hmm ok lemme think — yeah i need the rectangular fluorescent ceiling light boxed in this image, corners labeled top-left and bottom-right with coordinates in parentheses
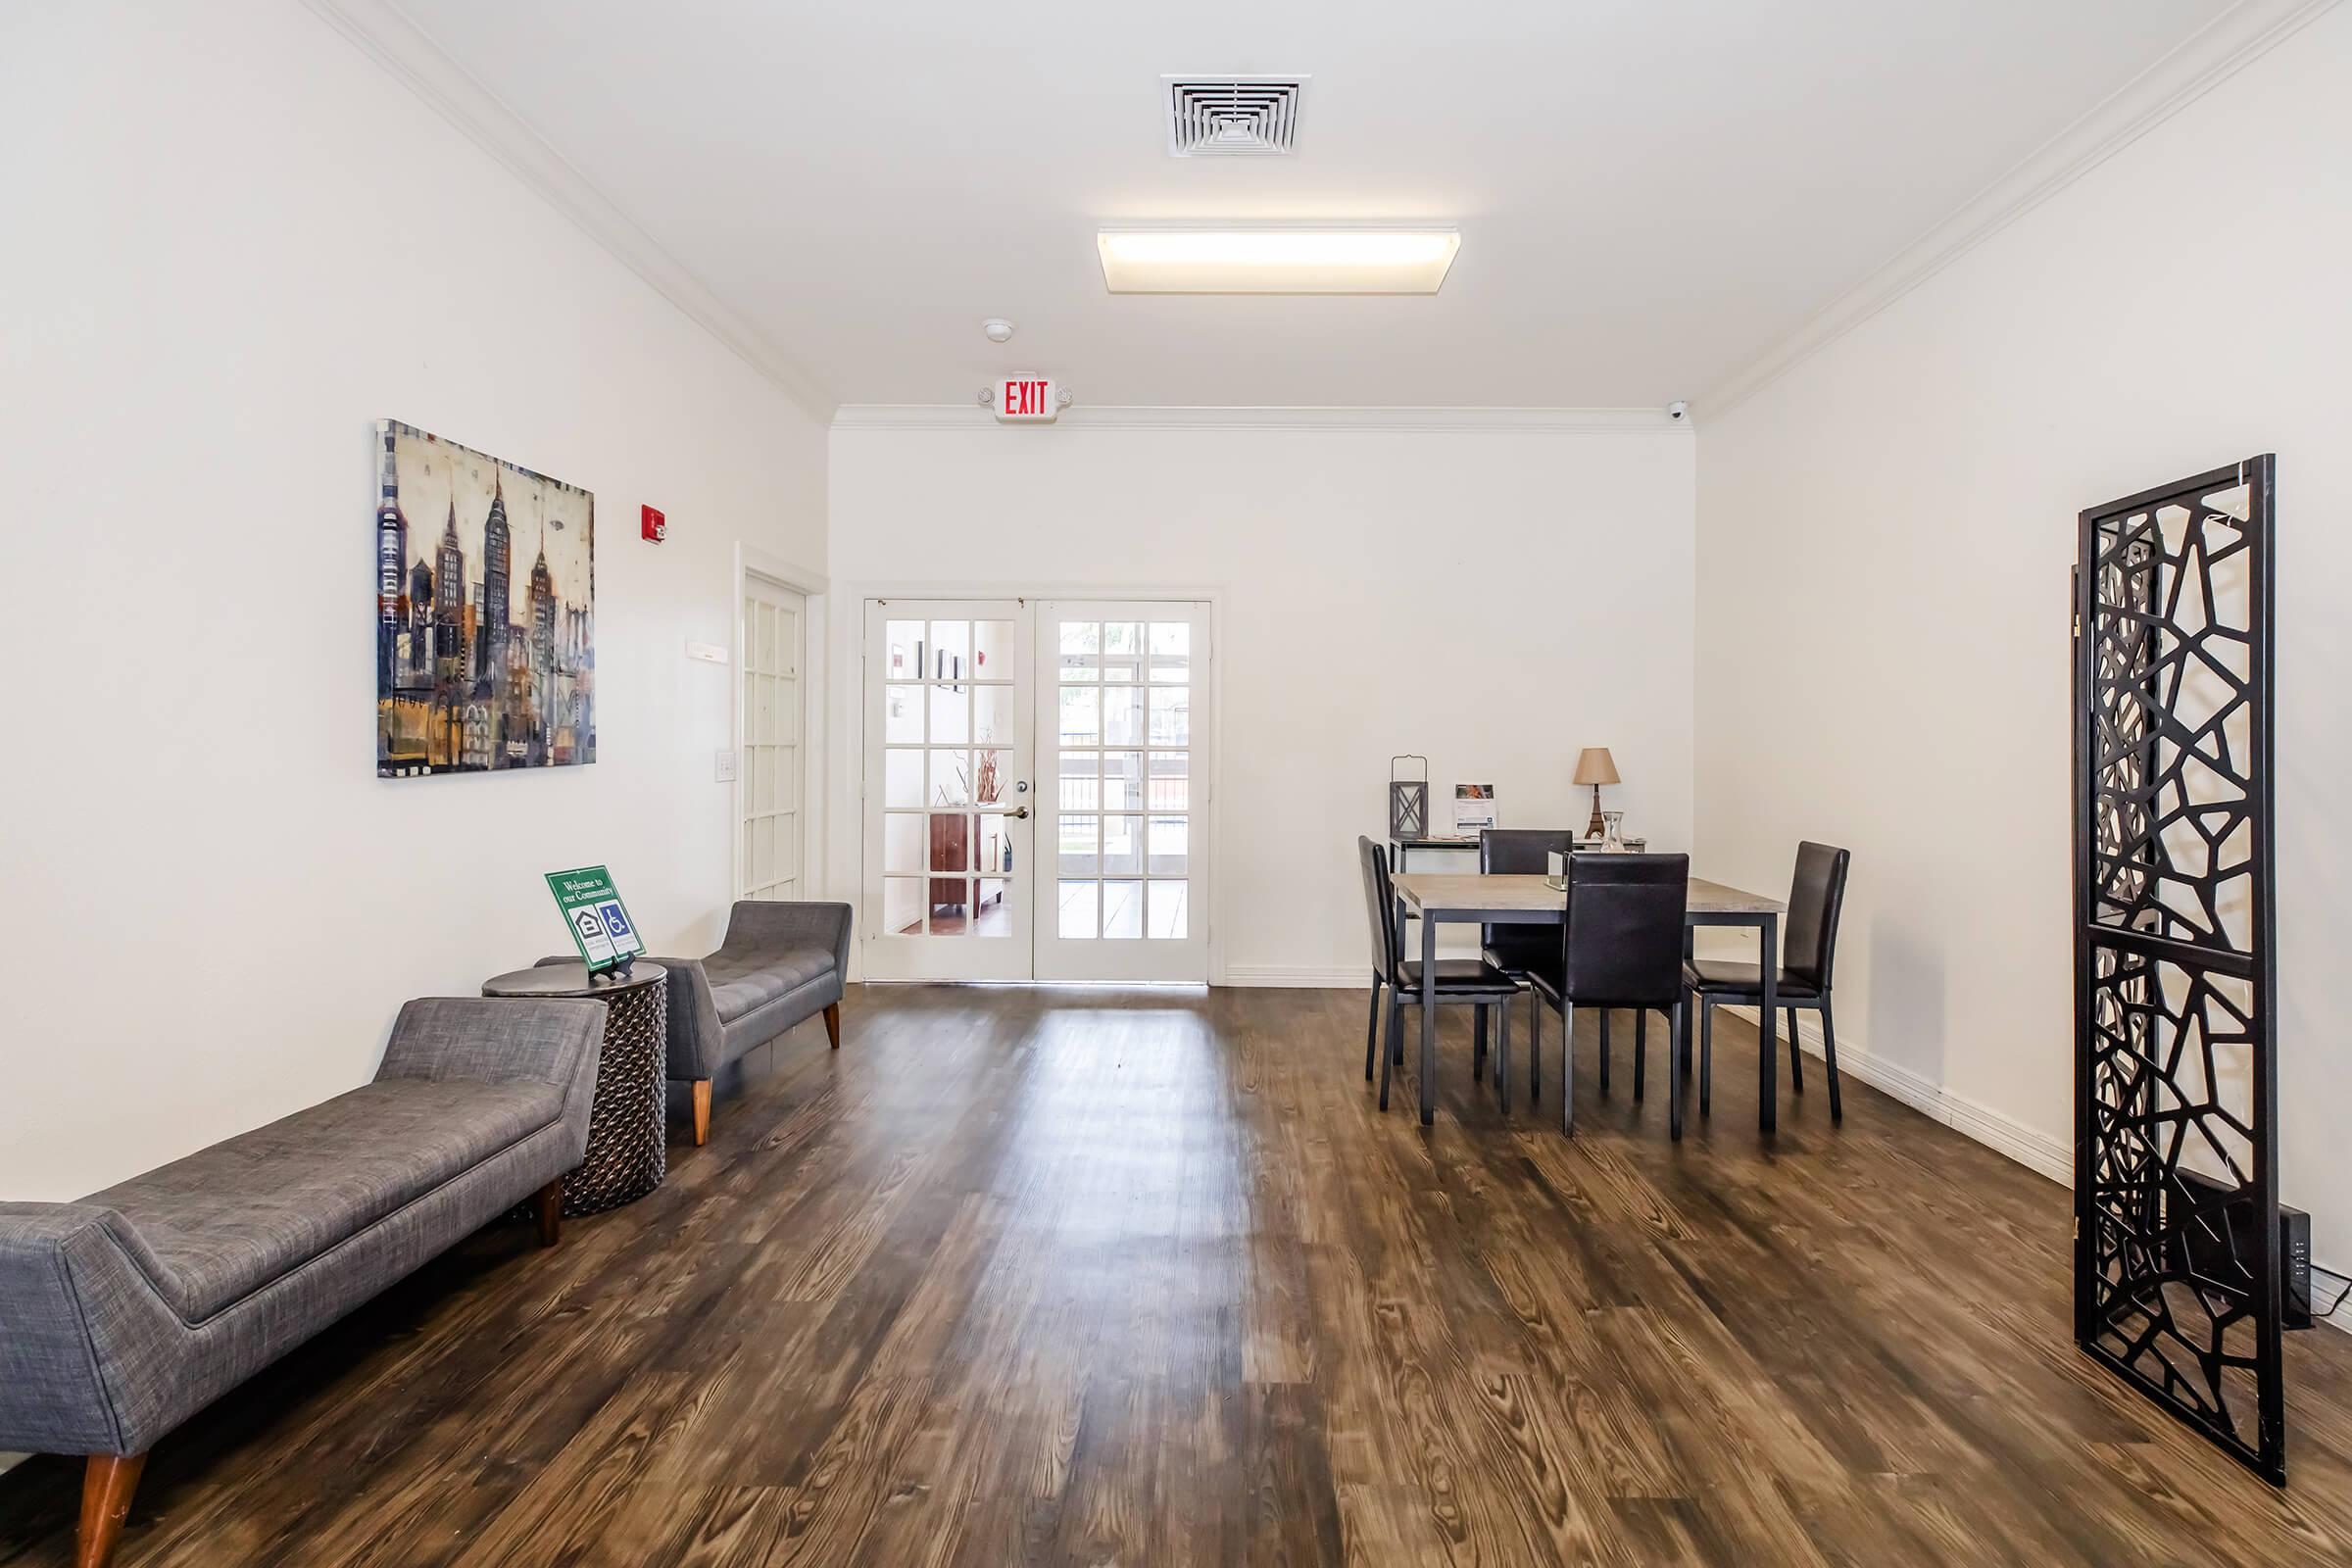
top-left (1096, 227), bottom-right (1460, 294)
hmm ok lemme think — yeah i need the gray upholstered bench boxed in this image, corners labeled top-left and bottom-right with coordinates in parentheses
top-left (0, 996), bottom-right (604, 1568)
top-left (641, 899), bottom-right (852, 1145)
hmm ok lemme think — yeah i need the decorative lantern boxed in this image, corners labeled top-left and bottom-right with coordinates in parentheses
top-left (1389, 755), bottom-right (1429, 840)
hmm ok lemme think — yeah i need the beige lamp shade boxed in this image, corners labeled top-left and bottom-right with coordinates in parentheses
top-left (1572, 748), bottom-right (1620, 786)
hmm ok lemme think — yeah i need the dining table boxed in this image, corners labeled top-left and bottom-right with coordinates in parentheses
top-left (1389, 871), bottom-right (1788, 1131)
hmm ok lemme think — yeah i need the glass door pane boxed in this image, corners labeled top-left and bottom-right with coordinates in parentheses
top-left (861, 602), bottom-right (1032, 980)
top-left (1032, 601), bottom-right (1210, 982)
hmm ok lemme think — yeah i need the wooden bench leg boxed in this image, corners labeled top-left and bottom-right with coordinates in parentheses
top-left (78, 1451), bottom-right (145, 1568)
top-left (823, 1001), bottom-right (841, 1051)
top-left (531, 1179), bottom-right (564, 1248)
top-left (692, 1079), bottom-right (711, 1146)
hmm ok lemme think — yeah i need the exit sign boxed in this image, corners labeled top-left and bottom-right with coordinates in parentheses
top-left (993, 376), bottom-right (1061, 422)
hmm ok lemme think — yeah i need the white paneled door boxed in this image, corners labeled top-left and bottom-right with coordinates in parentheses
top-left (860, 601), bottom-right (1035, 980)
top-left (1032, 601), bottom-right (1211, 982)
top-left (740, 575), bottom-right (805, 902)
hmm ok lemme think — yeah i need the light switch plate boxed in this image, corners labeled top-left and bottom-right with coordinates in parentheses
top-left (686, 640), bottom-right (729, 664)
top-left (713, 749), bottom-right (737, 783)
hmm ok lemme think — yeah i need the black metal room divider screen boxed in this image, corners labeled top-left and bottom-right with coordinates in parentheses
top-left (2072, 454), bottom-right (2281, 1483)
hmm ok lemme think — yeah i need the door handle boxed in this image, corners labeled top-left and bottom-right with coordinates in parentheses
top-left (1006, 807), bottom-right (1031, 819)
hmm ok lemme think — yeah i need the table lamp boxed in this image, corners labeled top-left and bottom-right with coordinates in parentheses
top-left (1573, 748), bottom-right (1619, 839)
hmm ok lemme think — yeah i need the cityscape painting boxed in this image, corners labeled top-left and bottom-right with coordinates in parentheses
top-left (374, 420), bottom-right (596, 776)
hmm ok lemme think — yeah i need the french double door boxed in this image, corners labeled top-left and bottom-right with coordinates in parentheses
top-left (860, 598), bottom-right (1211, 983)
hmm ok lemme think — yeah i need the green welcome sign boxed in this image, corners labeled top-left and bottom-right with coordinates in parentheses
top-left (545, 864), bottom-right (646, 973)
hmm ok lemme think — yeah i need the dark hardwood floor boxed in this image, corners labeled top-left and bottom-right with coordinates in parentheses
top-left (6, 984), bottom-right (2352, 1566)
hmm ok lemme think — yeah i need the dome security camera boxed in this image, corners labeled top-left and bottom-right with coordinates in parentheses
top-left (1667, 401), bottom-right (1690, 421)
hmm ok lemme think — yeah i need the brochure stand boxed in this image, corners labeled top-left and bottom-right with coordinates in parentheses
top-left (545, 864), bottom-right (647, 981)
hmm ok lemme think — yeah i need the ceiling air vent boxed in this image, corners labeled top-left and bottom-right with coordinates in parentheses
top-left (1163, 75), bottom-right (1308, 157)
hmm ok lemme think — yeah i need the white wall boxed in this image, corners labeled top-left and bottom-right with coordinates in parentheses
top-left (1694, 8), bottom-right (2351, 1268)
top-left (0, 0), bottom-right (826, 1200)
top-left (827, 419), bottom-right (1696, 982)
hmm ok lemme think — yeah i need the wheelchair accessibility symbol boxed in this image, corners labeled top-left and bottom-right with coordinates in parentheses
top-left (595, 900), bottom-right (642, 956)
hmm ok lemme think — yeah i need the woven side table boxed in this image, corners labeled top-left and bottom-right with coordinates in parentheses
top-left (481, 959), bottom-right (668, 1217)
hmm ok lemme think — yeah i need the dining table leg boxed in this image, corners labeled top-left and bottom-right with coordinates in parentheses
top-left (1682, 922), bottom-right (1698, 1080)
top-left (1393, 897), bottom-right (1411, 1064)
top-left (1528, 988), bottom-right (1541, 1102)
top-left (1560, 1002), bottom-right (1576, 1135)
top-left (1757, 911), bottom-right (1780, 1134)
top-left (1419, 908), bottom-right (1440, 1126)
top-left (1495, 995), bottom-right (1511, 1114)
top-left (1668, 998), bottom-right (1686, 1139)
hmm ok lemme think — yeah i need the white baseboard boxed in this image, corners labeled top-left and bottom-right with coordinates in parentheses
top-left (1716, 1004), bottom-right (2071, 1186)
top-left (1220, 964), bottom-right (1370, 989)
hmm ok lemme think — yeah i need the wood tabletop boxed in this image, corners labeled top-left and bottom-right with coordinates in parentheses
top-left (1391, 871), bottom-right (1783, 916)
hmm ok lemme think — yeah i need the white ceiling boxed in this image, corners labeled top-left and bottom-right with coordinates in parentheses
top-left (386, 0), bottom-right (2232, 412)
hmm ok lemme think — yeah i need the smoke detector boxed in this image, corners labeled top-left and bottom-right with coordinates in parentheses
top-left (1163, 75), bottom-right (1308, 157)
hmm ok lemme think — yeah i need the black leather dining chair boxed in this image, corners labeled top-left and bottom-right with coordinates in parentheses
top-left (1525, 853), bottom-right (1693, 1138)
top-left (1476, 828), bottom-right (1576, 1098)
top-left (1686, 841), bottom-right (1851, 1122)
top-left (1482, 830), bottom-right (1663, 1107)
top-left (1357, 836), bottom-right (1520, 1113)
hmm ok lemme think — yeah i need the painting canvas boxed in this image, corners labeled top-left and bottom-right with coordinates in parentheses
top-left (374, 419), bottom-right (595, 776)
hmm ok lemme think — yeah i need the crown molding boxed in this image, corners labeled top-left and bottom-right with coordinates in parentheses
top-left (1697, 0), bottom-right (2339, 418)
top-left (302, 0), bottom-right (835, 422)
top-left (830, 405), bottom-right (1688, 433)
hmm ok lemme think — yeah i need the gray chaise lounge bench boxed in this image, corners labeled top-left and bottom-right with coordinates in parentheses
top-left (641, 899), bottom-right (852, 1145)
top-left (0, 996), bottom-right (604, 1568)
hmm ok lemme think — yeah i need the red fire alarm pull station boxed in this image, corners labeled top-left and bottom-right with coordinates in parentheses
top-left (641, 504), bottom-right (666, 543)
